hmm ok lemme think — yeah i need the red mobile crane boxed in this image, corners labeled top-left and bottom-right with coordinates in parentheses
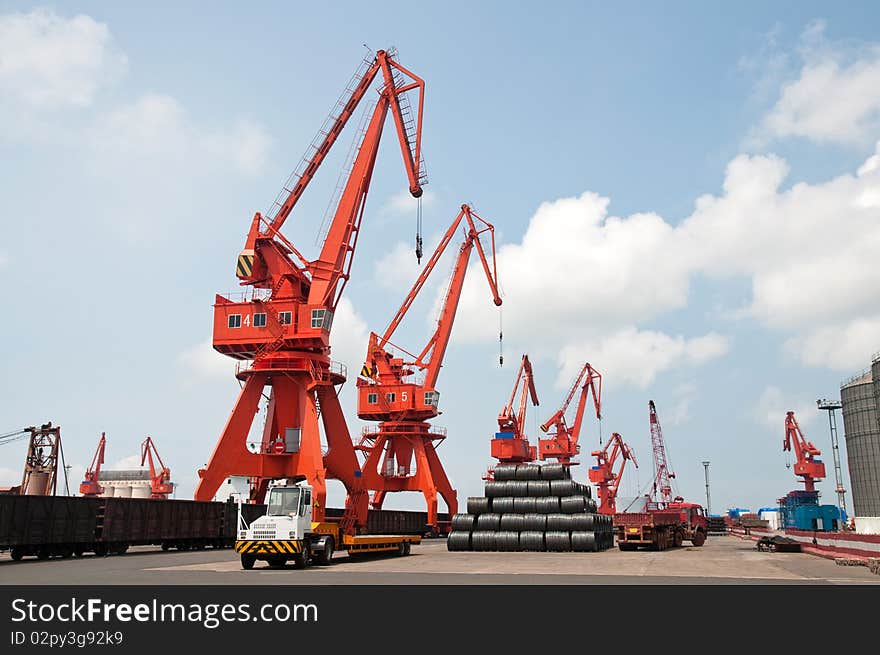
top-left (355, 205), bottom-right (502, 530)
top-left (140, 436), bottom-right (173, 499)
top-left (589, 432), bottom-right (637, 515)
top-left (194, 50), bottom-right (427, 535)
top-left (784, 410), bottom-right (825, 491)
top-left (80, 432), bottom-right (106, 497)
top-left (538, 363), bottom-right (602, 465)
top-left (490, 354), bottom-right (539, 467)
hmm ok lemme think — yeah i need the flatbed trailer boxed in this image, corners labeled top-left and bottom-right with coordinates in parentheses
top-left (614, 511), bottom-right (682, 550)
top-left (614, 502), bottom-right (708, 551)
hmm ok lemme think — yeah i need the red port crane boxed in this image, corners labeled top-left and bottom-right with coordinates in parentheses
top-left (140, 436), bottom-right (173, 499)
top-left (784, 410), bottom-right (825, 492)
top-left (648, 400), bottom-right (679, 505)
top-left (80, 432), bottom-right (106, 497)
top-left (355, 204), bottom-right (502, 530)
top-left (490, 354), bottom-right (539, 467)
top-left (589, 432), bottom-right (637, 515)
top-left (538, 363), bottom-right (602, 465)
top-left (194, 49), bottom-right (427, 535)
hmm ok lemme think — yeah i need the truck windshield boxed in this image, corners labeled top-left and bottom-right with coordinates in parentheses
top-left (267, 488), bottom-right (302, 516)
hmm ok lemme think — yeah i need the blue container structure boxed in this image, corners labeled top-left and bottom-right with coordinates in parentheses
top-left (779, 490), bottom-right (840, 531)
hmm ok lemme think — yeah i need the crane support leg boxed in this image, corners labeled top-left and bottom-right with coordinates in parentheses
top-left (422, 440), bottom-right (457, 523)
top-left (195, 370), bottom-right (370, 526)
top-left (194, 375), bottom-right (264, 503)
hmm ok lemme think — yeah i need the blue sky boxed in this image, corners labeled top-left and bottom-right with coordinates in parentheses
top-left (2, 2), bottom-right (879, 516)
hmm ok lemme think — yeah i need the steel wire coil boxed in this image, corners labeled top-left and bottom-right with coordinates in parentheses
top-left (535, 496), bottom-right (560, 513)
top-left (466, 497), bottom-right (491, 515)
top-left (451, 514), bottom-right (476, 531)
top-left (493, 464), bottom-right (518, 481)
top-left (446, 531), bottom-right (472, 551)
top-left (499, 514), bottom-right (525, 531)
top-left (491, 497), bottom-right (515, 514)
top-left (513, 497), bottom-right (538, 513)
top-left (527, 480), bottom-right (551, 497)
top-left (470, 531), bottom-right (497, 551)
top-left (571, 531), bottom-right (598, 552)
top-left (495, 531), bottom-right (520, 552)
top-left (514, 464), bottom-right (542, 480)
top-left (475, 513), bottom-right (502, 531)
top-left (522, 513), bottom-right (547, 531)
top-left (544, 531), bottom-right (571, 552)
top-left (519, 531), bottom-right (545, 551)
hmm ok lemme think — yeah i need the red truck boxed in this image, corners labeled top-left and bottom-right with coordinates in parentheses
top-left (614, 501), bottom-right (708, 551)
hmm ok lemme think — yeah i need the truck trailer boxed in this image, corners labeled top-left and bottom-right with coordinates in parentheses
top-left (614, 502), bottom-right (707, 551)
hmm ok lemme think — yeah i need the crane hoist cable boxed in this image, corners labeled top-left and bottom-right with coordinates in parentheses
top-left (416, 195), bottom-right (423, 264)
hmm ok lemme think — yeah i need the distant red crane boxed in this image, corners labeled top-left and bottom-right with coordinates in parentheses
top-left (538, 363), bottom-right (602, 465)
top-left (648, 400), bottom-right (678, 505)
top-left (491, 354), bottom-right (539, 467)
top-left (140, 436), bottom-right (173, 499)
top-left (80, 432), bottom-right (106, 497)
top-left (784, 411), bottom-right (825, 492)
top-left (355, 204), bottom-right (502, 530)
top-left (589, 432), bottom-right (637, 515)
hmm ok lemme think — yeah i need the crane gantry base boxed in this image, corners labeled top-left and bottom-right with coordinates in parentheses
top-left (194, 359), bottom-right (368, 531)
top-left (357, 422), bottom-right (456, 532)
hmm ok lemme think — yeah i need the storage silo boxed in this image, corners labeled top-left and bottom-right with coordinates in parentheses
top-left (841, 369), bottom-right (880, 517)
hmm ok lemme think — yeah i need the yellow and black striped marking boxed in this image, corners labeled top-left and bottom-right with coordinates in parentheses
top-left (236, 254), bottom-right (254, 278)
top-left (360, 364), bottom-right (374, 378)
top-left (234, 540), bottom-right (302, 555)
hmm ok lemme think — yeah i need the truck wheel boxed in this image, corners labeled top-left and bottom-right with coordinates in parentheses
top-left (674, 530), bottom-right (684, 548)
top-left (10, 547), bottom-right (24, 561)
top-left (293, 552), bottom-right (310, 569)
top-left (403, 541), bottom-right (411, 556)
top-left (241, 554), bottom-right (256, 570)
top-left (691, 530), bottom-right (706, 547)
top-left (317, 538), bottom-right (334, 566)
top-left (37, 548), bottom-right (50, 560)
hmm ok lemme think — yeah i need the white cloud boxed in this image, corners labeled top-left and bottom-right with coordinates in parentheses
top-left (759, 21), bottom-right (880, 145)
top-left (373, 241), bottom-right (427, 292)
top-left (756, 385), bottom-right (820, 430)
top-left (556, 329), bottom-right (729, 390)
top-left (0, 9), bottom-right (126, 109)
top-left (177, 338), bottom-right (235, 386)
top-left (110, 454), bottom-right (144, 470)
top-left (455, 139), bottom-right (880, 378)
top-left (668, 383), bottom-right (698, 426)
top-left (380, 188), bottom-right (438, 217)
top-left (0, 253), bottom-right (8, 268)
top-left (329, 297), bottom-right (370, 374)
top-left (784, 317), bottom-right (880, 370)
top-left (90, 93), bottom-right (270, 175)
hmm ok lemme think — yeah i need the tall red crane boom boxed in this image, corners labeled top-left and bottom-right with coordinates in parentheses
top-left (140, 436), bottom-right (173, 499)
top-left (195, 50), bottom-right (427, 534)
top-left (80, 432), bottom-right (106, 497)
top-left (589, 432), bottom-right (637, 514)
top-left (491, 354), bottom-right (539, 465)
top-left (538, 362), bottom-right (602, 465)
top-left (648, 400), bottom-right (676, 504)
top-left (355, 204), bottom-right (502, 530)
top-left (784, 411), bottom-right (825, 492)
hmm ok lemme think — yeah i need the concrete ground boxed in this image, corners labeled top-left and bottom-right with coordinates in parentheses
top-left (2, 535), bottom-right (878, 585)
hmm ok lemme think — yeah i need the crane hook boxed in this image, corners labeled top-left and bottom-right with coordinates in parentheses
top-left (415, 196), bottom-right (423, 264)
top-left (498, 307), bottom-right (504, 366)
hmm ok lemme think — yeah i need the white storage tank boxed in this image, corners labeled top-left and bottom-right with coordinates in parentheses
top-left (114, 484), bottom-right (132, 498)
top-left (102, 486), bottom-right (115, 497)
top-left (130, 484), bottom-right (150, 499)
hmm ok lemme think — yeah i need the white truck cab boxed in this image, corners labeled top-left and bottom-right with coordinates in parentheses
top-left (236, 480), bottom-right (334, 570)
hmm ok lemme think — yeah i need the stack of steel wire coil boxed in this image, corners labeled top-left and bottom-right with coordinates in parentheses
top-left (447, 463), bottom-right (614, 552)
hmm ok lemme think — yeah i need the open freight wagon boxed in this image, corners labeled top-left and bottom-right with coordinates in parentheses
top-left (0, 495), bottom-right (448, 562)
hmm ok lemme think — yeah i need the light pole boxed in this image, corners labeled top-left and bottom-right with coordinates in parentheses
top-left (817, 398), bottom-right (847, 517)
top-left (702, 460), bottom-right (711, 515)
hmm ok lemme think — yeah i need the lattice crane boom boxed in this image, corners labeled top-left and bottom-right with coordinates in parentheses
top-left (648, 400), bottom-right (676, 504)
